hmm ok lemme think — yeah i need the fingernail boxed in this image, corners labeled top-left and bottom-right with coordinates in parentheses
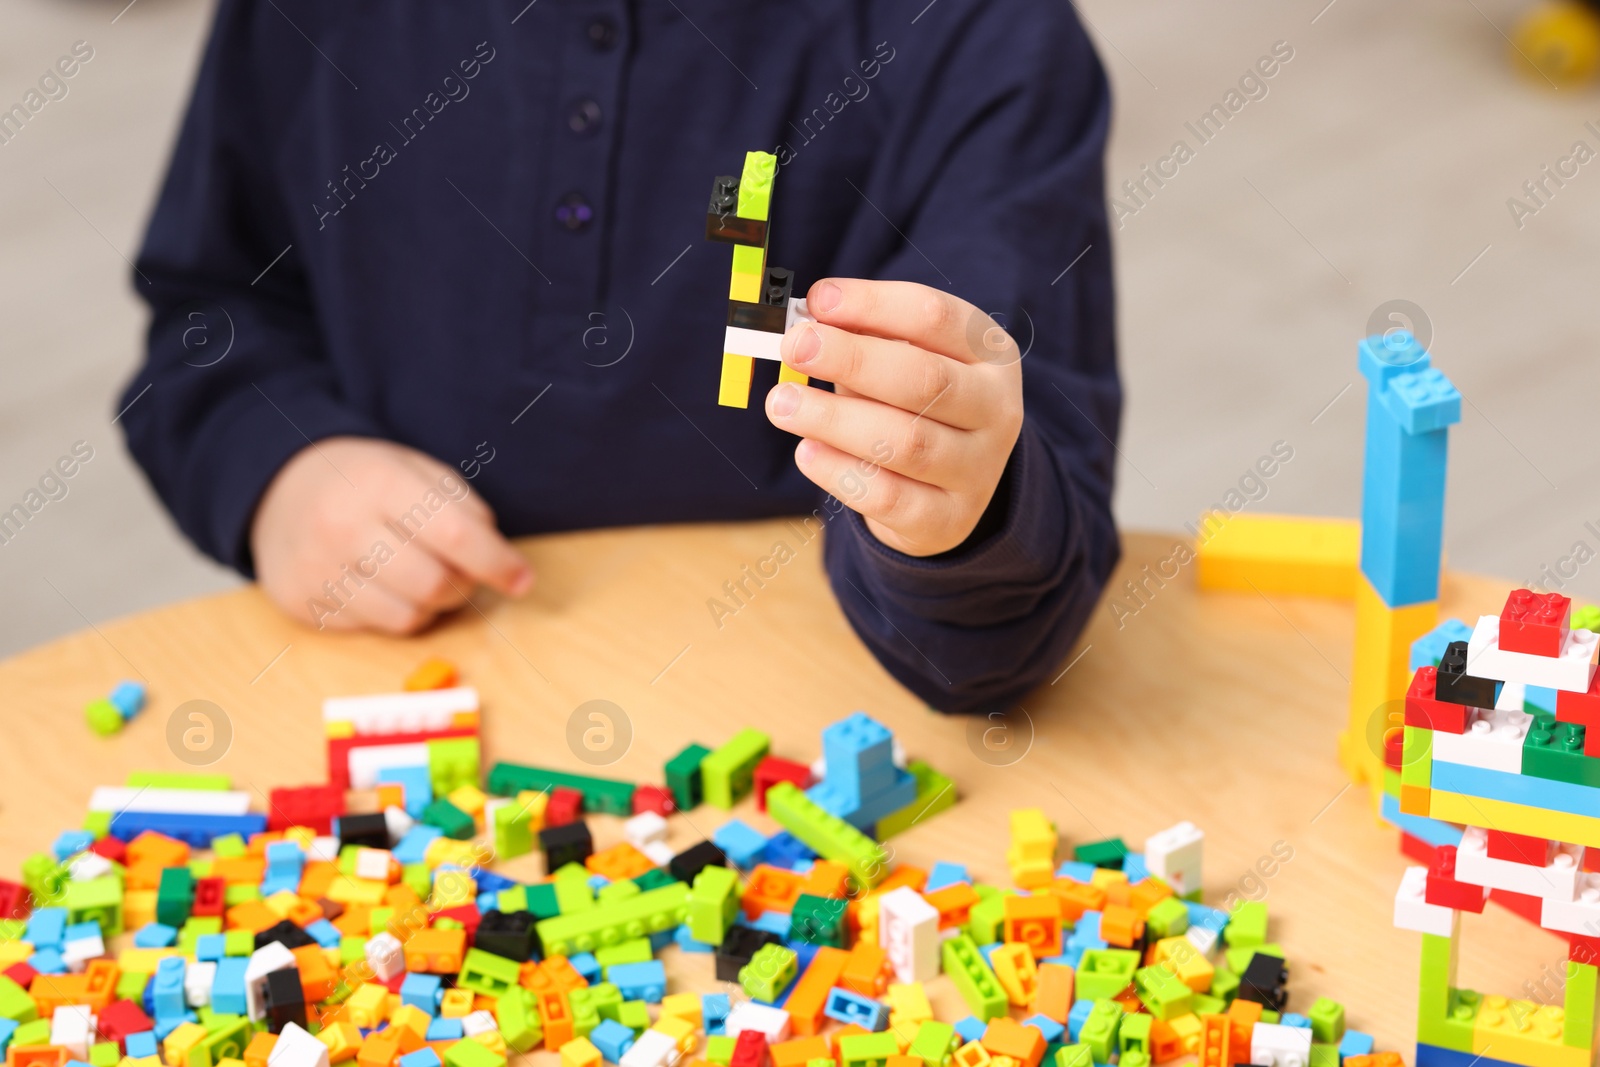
top-left (509, 567), bottom-right (534, 596)
top-left (768, 382), bottom-right (801, 418)
top-left (812, 281), bottom-right (842, 314)
top-left (789, 326), bottom-right (821, 366)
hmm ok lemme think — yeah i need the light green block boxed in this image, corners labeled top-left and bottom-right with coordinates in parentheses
top-left (701, 728), bottom-right (770, 809)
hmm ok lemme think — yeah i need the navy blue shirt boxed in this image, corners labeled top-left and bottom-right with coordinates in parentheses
top-left (122, 0), bottom-right (1121, 715)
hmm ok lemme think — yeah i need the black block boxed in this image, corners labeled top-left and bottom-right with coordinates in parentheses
top-left (540, 821), bottom-right (594, 871)
top-left (1236, 952), bottom-right (1289, 1012)
top-left (727, 300), bottom-right (787, 334)
top-left (338, 812), bottom-right (389, 850)
top-left (669, 840), bottom-right (728, 885)
top-left (255, 919), bottom-right (315, 952)
top-left (705, 175), bottom-right (768, 246)
top-left (715, 925), bottom-right (782, 983)
top-left (1436, 641), bottom-right (1500, 708)
top-left (264, 968), bottom-right (306, 1034)
top-left (760, 267), bottom-right (794, 308)
top-left (476, 909), bottom-right (539, 963)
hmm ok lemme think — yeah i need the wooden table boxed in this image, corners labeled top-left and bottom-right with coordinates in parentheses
top-left (0, 525), bottom-right (1563, 1050)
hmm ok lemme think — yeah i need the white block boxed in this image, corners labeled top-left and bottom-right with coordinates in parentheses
top-left (355, 848), bottom-right (394, 881)
top-left (366, 931), bottom-right (405, 980)
top-left (1495, 680), bottom-right (1527, 712)
top-left (642, 841), bottom-right (676, 868)
top-left (347, 743), bottom-right (431, 790)
top-left (1542, 873), bottom-right (1600, 935)
top-left (785, 297), bottom-right (815, 331)
top-left (461, 1010), bottom-right (498, 1036)
top-left (1185, 924), bottom-right (1219, 955)
top-left (244, 941), bottom-right (298, 1020)
top-left (723, 1001), bottom-right (792, 1041)
top-left (89, 786), bottom-right (253, 816)
top-left (1393, 866), bottom-right (1458, 937)
top-left (1468, 615), bottom-right (1598, 693)
top-left (1144, 821), bottom-right (1204, 896)
top-left (185, 959), bottom-right (218, 1007)
top-left (878, 886), bottom-right (940, 983)
top-left (810, 757), bottom-right (827, 780)
top-left (62, 932), bottom-right (105, 971)
top-left (724, 325), bottom-right (783, 362)
top-left (891, 738), bottom-right (907, 769)
top-left (620, 1029), bottom-right (680, 1067)
top-left (1251, 1023), bottom-right (1313, 1067)
top-left (1432, 707), bottom-right (1534, 774)
top-left (50, 1005), bottom-right (94, 1058)
top-left (625, 812), bottom-right (669, 848)
top-left (383, 807), bottom-right (414, 844)
top-left (323, 686), bottom-right (479, 735)
top-left (67, 853), bottom-right (113, 881)
top-left (269, 1023), bottom-right (332, 1067)
top-left (309, 836), bottom-right (341, 862)
top-left (1457, 826), bottom-right (1582, 902)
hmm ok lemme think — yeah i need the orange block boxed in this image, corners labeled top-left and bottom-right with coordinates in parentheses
top-left (122, 861), bottom-right (167, 891)
top-left (802, 861), bottom-right (851, 899)
top-left (885, 1058), bottom-right (920, 1067)
top-left (586, 844), bottom-right (655, 882)
top-left (1031, 963), bottom-right (1074, 1022)
top-left (981, 1018), bottom-right (1045, 1067)
top-left (1198, 1016), bottom-right (1230, 1067)
top-left (356, 1031), bottom-right (401, 1067)
top-left (1225, 1000), bottom-right (1262, 1066)
top-left (293, 944), bottom-right (339, 1001)
top-left (81, 959), bottom-right (119, 1011)
top-left (1113, 988), bottom-right (1143, 1013)
top-left (1345, 1056), bottom-right (1404, 1067)
top-left (1149, 1021), bottom-right (1182, 1064)
top-left (299, 862), bottom-right (340, 900)
top-left (1128, 879), bottom-right (1174, 919)
top-left (212, 855), bottom-right (266, 885)
top-left (126, 830), bottom-right (189, 869)
top-left (1100, 905), bottom-right (1144, 949)
top-left (742, 866), bottom-right (804, 919)
top-left (1003, 895), bottom-right (1062, 958)
top-left (784, 947), bottom-right (850, 1036)
top-left (280, 895), bottom-right (324, 928)
top-left (405, 928), bottom-right (466, 974)
top-left (539, 956), bottom-right (587, 992)
top-left (385, 884), bottom-right (424, 915)
top-left (244, 1033), bottom-right (278, 1067)
top-left (771, 1037), bottom-right (832, 1067)
top-left (1047, 881), bottom-right (1106, 923)
top-left (226, 900), bottom-right (283, 934)
top-left (31, 975), bottom-right (87, 1018)
top-left (8, 1049), bottom-right (70, 1067)
top-left (839, 941), bottom-right (890, 997)
top-left (539, 990), bottom-right (573, 1050)
top-left (405, 657), bottom-right (458, 691)
top-left (926, 884), bottom-right (981, 929)
top-left (333, 905), bottom-right (373, 937)
top-left (519, 960), bottom-right (545, 992)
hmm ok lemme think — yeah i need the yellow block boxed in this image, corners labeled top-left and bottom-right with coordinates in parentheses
top-left (0, 942), bottom-right (31, 968)
top-left (318, 1022), bottom-right (362, 1064)
top-left (345, 982), bottom-right (389, 1029)
top-left (1195, 514), bottom-right (1360, 599)
top-left (1472, 995), bottom-right (1585, 1067)
top-left (659, 992), bottom-right (702, 1027)
top-left (777, 363), bottom-right (809, 386)
top-left (719, 354), bottom-right (755, 408)
top-left (389, 1005), bottom-right (432, 1040)
top-left (1341, 571), bottom-right (1436, 793)
top-left (325, 721), bottom-right (355, 739)
top-left (1431, 791), bottom-right (1600, 849)
top-left (448, 785), bottom-right (487, 819)
top-left (653, 1018), bottom-right (698, 1056)
top-left (560, 1038), bottom-right (602, 1067)
top-left (324, 877), bottom-right (387, 906)
top-left (119, 947), bottom-right (180, 971)
top-left (163, 1023), bottom-right (208, 1067)
top-left (514, 790), bottom-right (549, 833)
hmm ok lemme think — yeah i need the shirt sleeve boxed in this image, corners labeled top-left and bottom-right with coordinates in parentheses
top-left (118, 0), bottom-right (384, 575)
top-left (823, 0), bottom-right (1122, 715)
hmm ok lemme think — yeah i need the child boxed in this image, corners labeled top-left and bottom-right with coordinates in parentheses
top-left (121, 0), bottom-right (1121, 716)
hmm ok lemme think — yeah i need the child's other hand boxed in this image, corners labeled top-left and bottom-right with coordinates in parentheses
top-left (250, 437), bottom-right (533, 634)
top-left (765, 279), bottom-right (1025, 557)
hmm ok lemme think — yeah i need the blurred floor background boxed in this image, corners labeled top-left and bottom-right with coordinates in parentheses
top-left (2, 0), bottom-right (1598, 656)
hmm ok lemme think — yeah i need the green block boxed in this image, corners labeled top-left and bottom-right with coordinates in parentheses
top-left (736, 151), bottom-right (777, 222)
top-left (535, 882), bottom-right (690, 956)
top-left (555, 871), bottom-right (596, 915)
top-left (428, 737), bottom-right (481, 797)
top-left (492, 804), bottom-right (534, 860)
top-left (1401, 726), bottom-right (1434, 791)
top-left (0, 976), bottom-right (38, 1022)
top-left (82, 811), bottom-right (111, 839)
top-left (1525, 720), bottom-right (1600, 788)
top-left (210, 833), bottom-right (246, 859)
top-left (457, 947), bottom-right (522, 997)
top-left (632, 869), bottom-right (676, 892)
top-left (730, 245), bottom-right (766, 280)
top-left (940, 934), bottom-right (1006, 1021)
top-left (525, 882), bottom-right (561, 920)
top-left (688, 866), bottom-right (741, 945)
top-left (1310, 1045), bottom-right (1340, 1067)
top-left (908, 1021), bottom-right (959, 1067)
top-left (403, 864), bottom-right (431, 901)
top-left (740, 943), bottom-right (798, 1002)
top-left (594, 939), bottom-right (652, 968)
top-left (495, 987), bottom-right (542, 1053)
top-left (582, 981), bottom-right (623, 1022)
top-left (1133, 965), bottom-right (1192, 1020)
top-left (90, 1042), bottom-right (120, 1067)
top-left (1054, 1046), bottom-right (1093, 1067)
top-left (223, 930), bottom-right (254, 957)
top-left (616, 999), bottom-right (651, 1032)
top-left (64, 874), bottom-right (125, 936)
top-left (127, 771), bottom-right (232, 790)
top-left (21, 853), bottom-right (65, 902)
top-left (838, 1032), bottom-right (900, 1067)
top-left (1192, 993), bottom-right (1228, 1015)
top-left (706, 1036), bottom-right (737, 1066)
top-left (1121, 1053), bottom-right (1150, 1067)
top-left (86, 698), bottom-right (123, 736)
top-left (876, 761), bottom-right (956, 840)
top-left (789, 894), bottom-right (847, 947)
top-left (1225, 944), bottom-right (1284, 975)
top-left (1079, 1002), bottom-right (1123, 1064)
top-left (1118, 1012), bottom-right (1152, 1057)
top-left (1208, 964), bottom-right (1239, 1004)
top-left (340, 937), bottom-right (369, 965)
top-left (1418, 987), bottom-right (1482, 1054)
top-left (1225, 901), bottom-right (1268, 948)
top-left (223, 884), bottom-right (259, 906)
top-left (498, 885), bottom-right (528, 914)
top-left (700, 728), bottom-right (771, 809)
top-left (1382, 767), bottom-right (1402, 800)
top-left (202, 1016), bottom-right (250, 1062)
top-left (1145, 897), bottom-right (1189, 941)
top-left (11, 1018), bottom-right (52, 1046)
top-left (664, 744), bottom-right (712, 811)
top-left (1076, 949), bottom-right (1140, 1001)
top-left (1073, 839), bottom-right (1128, 869)
top-left (566, 988), bottom-right (599, 1040)
top-left (421, 798), bottom-right (476, 840)
top-left (117, 971), bottom-right (150, 1001)
top-left (0, 920), bottom-right (21, 943)
top-left (1575, 605), bottom-right (1600, 632)
top-left (1567, 962), bottom-right (1597, 1048)
top-left (966, 890), bottom-right (1011, 944)
top-left (767, 781), bottom-right (887, 889)
top-left (157, 867), bottom-right (195, 927)
top-left (443, 1037), bottom-right (505, 1067)
top-left (597, 881), bottom-right (641, 906)
top-left (810, 1060), bottom-right (836, 1067)
top-left (485, 763), bottom-right (635, 815)
top-left (1261, 1010), bottom-right (1280, 1024)
top-left (1308, 997), bottom-right (1346, 1044)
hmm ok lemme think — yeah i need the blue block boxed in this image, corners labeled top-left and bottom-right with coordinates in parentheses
top-left (152, 956), bottom-right (187, 1019)
top-left (925, 862), bottom-right (969, 892)
top-left (824, 987), bottom-right (889, 1031)
top-left (53, 831), bottom-right (95, 861)
top-left (1338, 1032), bottom-right (1375, 1060)
top-left (702, 993), bottom-right (731, 1034)
top-left (713, 820), bottom-right (769, 869)
top-left (1380, 366), bottom-right (1461, 436)
top-left (1121, 853), bottom-right (1149, 882)
top-left (29, 948), bottom-right (65, 974)
top-left (1415, 1043), bottom-right (1523, 1067)
top-left (674, 925), bottom-right (714, 954)
top-left (193, 932), bottom-right (226, 961)
top-left (477, 892), bottom-right (498, 914)
top-left (394, 826), bottom-right (444, 865)
top-left (818, 712), bottom-right (897, 812)
top-left (751, 911), bottom-right (790, 938)
top-left (607, 961), bottom-right (666, 1003)
top-left (1182, 901), bottom-right (1229, 935)
top-left (1526, 684), bottom-right (1558, 716)
top-left (106, 810), bottom-right (268, 849)
top-left (402, 973), bottom-right (443, 1012)
top-left (378, 765), bottom-right (435, 818)
top-left (153, 1013), bottom-right (197, 1040)
top-left (125, 1033), bottom-right (159, 1060)
top-left (1067, 1000), bottom-right (1095, 1043)
top-left (569, 952), bottom-right (602, 982)
top-left (304, 919), bottom-right (342, 949)
top-left (1281, 1014), bottom-right (1311, 1029)
top-left (587, 874), bottom-right (611, 893)
top-left (1024, 1015), bottom-right (1066, 1043)
top-left (475, 870), bottom-right (517, 893)
top-left (0, 1019), bottom-right (18, 1053)
top-left (258, 877), bottom-right (300, 898)
top-left (26, 908), bottom-right (66, 949)
top-left (110, 680), bottom-right (146, 719)
top-left (1378, 792), bottom-right (1464, 848)
top-left (954, 1017), bottom-right (988, 1044)
top-left (1431, 760), bottom-right (1600, 818)
top-left (65, 921), bottom-right (101, 944)
top-left (426, 1018), bottom-right (464, 1041)
top-left (591, 1018), bottom-right (637, 1062)
top-left (1358, 332), bottom-right (1430, 388)
top-left (649, 927), bottom-right (675, 954)
top-left (399, 1050), bottom-right (442, 1067)
top-left (1055, 861), bottom-right (1099, 883)
top-left (1070, 910), bottom-right (1102, 942)
top-left (212, 956), bottom-right (248, 1015)
top-left (762, 832), bottom-right (816, 870)
top-left (265, 840), bottom-right (303, 880)
top-left (808, 768), bottom-right (917, 830)
top-left (1410, 619), bottom-right (1475, 671)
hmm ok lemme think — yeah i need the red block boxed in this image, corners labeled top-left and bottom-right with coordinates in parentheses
top-left (1405, 667), bottom-right (1469, 734)
top-left (431, 904), bottom-right (482, 944)
top-left (545, 788), bottom-right (584, 827)
top-left (0, 880), bottom-right (30, 922)
top-left (1558, 671), bottom-right (1600, 757)
top-left (1400, 832), bottom-right (1440, 866)
top-left (88, 835), bottom-right (127, 864)
top-left (192, 877), bottom-right (226, 917)
top-left (731, 1030), bottom-right (769, 1067)
top-left (1383, 728), bottom-right (1405, 772)
top-left (326, 727), bottom-right (476, 791)
top-left (1489, 887), bottom-right (1543, 925)
top-left (268, 784), bottom-right (345, 834)
top-left (1485, 829), bottom-right (1552, 866)
top-left (1500, 589), bottom-right (1571, 657)
top-left (1572, 933), bottom-right (1600, 965)
top-left (632, 785), bottom-right (676, 816)
top-left (752, 756), bottom-right (813, 812)
top-left (97, 998), bottom-right (155, 1050)
top-left (1587, 849), bottom-right (1600, 874)
top-left (3, 962), bottom-right (37, 989)
top-left (1425, 846), bottom-right (1487, 913)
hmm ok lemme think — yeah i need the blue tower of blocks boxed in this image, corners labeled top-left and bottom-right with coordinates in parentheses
top-left (806, 712), bottom-right (917, 830)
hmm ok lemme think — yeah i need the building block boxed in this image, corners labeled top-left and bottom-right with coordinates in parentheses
top-left (485, 764), bottom-right (635, 816)
top-left (1467, 615), bottom-right (1599, 694)
top-left (1500, 590), bottom-right (1573, 657)
top-left (1194, 515), bottom-right (1360, 599)
top-left (876, 762), bottom-right (957, 841)
top-left (766, 782), bottom-right (888, 890)
top-left (702, 730), bottom-right (772, 810)
top-left (664, 745), bottom-right (711, 811)
top-left (940, 936), bottom-right (1005, 1022)
top-left (1343, 573), bottom-right (1439, 791)
top-left (1412, 619), bottom-right (1477, 672)
top-left (535, 883), bottom-right (690, 957)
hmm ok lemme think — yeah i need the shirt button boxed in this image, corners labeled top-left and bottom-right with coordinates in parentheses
top-left (555, 192), bottom-right (594, 232)
top-left (587, 18), bottom-right (618, 50)
top-left (568, 99), bottom-right (603, 135)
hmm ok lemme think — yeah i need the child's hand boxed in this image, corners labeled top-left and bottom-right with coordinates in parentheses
top-left (250, 437), bottom-right (533, 634)
top-left (766, 279), bottom-right (1025, 557)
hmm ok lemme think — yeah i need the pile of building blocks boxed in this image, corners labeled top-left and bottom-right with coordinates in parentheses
top-left (1392, 587), bottom-right (1600, 1067)
top-left (705, 150), bottom-right (814, 409)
